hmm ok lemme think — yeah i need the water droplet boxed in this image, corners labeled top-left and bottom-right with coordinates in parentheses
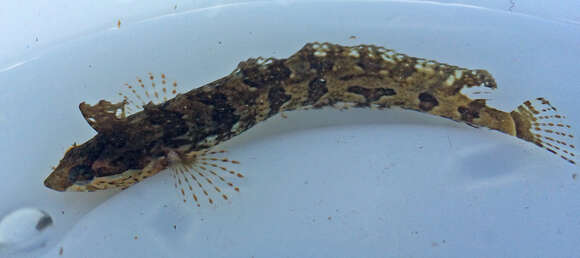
top-left (0, 208), bottom-right (53, 253)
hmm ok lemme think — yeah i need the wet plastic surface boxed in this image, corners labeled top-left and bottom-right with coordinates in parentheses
top-left (1, 1), bottom-right (579, 257)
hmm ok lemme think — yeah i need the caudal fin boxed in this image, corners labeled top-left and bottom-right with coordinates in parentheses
top-left (511, 97), bottom-right (576, 165)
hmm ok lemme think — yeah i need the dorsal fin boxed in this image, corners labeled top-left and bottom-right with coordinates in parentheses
top-left (79, 73), bottom-right (179, 133)
top-left (118, 72), bottom-right (179, 116)
top-left (79, 99), bottom-right (127, 133)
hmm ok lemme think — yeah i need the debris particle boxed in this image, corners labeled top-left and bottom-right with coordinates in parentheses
top-left (327, 216), bottom-right (332, 221)
top-left (117, 20), bottom-right (121, 28)
top-left (36, 215), bottom-right (53, 231)
top-left (59, 247), bottom-right (63, 255)
top-left (349, 35), bottom-right (357, 39)
top-left (133, 235), bottom-right (138, 240)
top-left (508, 0), bottom-right (516, 12)
top-left (573, 173), bottom-right (577, 180)
top-left (173, 225), bottom-right (177, 230)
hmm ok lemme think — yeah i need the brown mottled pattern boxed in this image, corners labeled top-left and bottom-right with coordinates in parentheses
top-left (44, 42), bottom-right (576, 192)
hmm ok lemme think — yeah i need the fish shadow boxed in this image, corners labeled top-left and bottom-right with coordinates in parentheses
top-left (448, 142), bottom-right (530, 180)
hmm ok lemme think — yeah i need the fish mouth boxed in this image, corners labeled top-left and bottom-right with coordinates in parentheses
top-left (43, 171), bottom-right (69, 192)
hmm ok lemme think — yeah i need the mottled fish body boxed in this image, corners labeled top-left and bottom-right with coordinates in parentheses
top-left (44, 42), bottom-right (575, 203)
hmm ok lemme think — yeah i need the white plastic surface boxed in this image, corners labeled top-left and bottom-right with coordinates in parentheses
top-left (0, 1), bottom-right (579, 258)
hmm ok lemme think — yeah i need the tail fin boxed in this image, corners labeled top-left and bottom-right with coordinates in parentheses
top-left (511, 97), bottom-right (576, 165)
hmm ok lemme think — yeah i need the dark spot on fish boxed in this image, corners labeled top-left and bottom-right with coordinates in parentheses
top-left (391, 62), bottom-right (416, 80)
top-left (144, 104), bottom-right (167, 125)
top-left (242, 78), bottom-right (260, 88)
top-left (458, 106), bottom-right (480, 122)
top-left (457, 99), bottom-right (486, 122)
top-left (68, 165), bottom-right (95, 183)
top-left (347, 86), bottom-right (396, 106)
top-left (267, 86), bottom-right (291, 116)
top-left (305, 47), bottom-right (335, 73)
top-left (109, 150), bottom-right (144, 173)
top-left (105, 130), bottom-right (128, 148)
top-left (418, 92), bottom-right (439, 111)
top-left (339, 73), bottom-right (384, 81)
top-left (164, 138), bottom-right (193, 149)
top-left (469, 99), bottom-right (487, 110)
top-left (339, 74), bottom-right (355, 81)
top-left (163, 117), bottom-right (188, 140)
top-left (240, 59), bottom-right (291, 88)
top-left (356, 55), bottom-right (383, 73)
top-left (207, 93), bottom-right (239, 134)
top-left (305, 78), bottom-right (328, 105)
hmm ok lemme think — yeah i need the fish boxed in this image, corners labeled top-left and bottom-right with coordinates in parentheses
top-left (44, 42), bottom-right (576, 205)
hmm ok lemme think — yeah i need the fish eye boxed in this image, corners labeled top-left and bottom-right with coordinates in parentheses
top-left (68, 165), bottom-right (94, 183)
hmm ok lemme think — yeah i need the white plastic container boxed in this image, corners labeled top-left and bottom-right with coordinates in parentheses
top-left (1, 1), bottom-right (579, 257)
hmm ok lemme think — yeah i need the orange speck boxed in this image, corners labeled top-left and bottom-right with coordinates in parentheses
top-left (117, 20), bottom-right (121, 28)
top-left (65, 142), bottom-right (78, 154)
